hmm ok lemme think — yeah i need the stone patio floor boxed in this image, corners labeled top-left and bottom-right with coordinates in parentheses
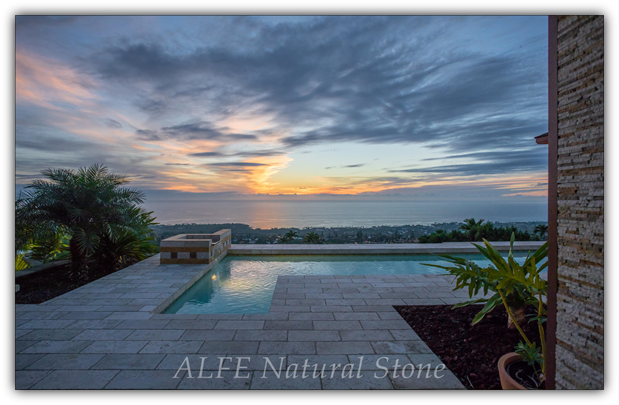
top-left (14, 243), bottom-right (534, 390)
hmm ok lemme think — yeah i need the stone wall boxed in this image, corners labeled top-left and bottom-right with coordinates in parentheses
top-left (211, 231), bottom-right (232, 259)
top-left (160, 230), bottom-right (231, 265)
top-left (555, 15), bottom-right (604, 389)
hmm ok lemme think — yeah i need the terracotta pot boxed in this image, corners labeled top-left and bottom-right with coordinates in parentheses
top-left (498, 352), bottom-right (528, 390)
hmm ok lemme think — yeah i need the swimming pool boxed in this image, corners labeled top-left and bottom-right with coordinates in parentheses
top-left (164, 253), bottom-right (536, 314)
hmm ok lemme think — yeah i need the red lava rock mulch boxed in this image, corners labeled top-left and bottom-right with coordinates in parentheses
top-left (395, 304), bottom-right (543, 390)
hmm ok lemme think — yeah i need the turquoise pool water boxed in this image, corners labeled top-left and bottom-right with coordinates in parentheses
top-left (164, 253), bottom-right (535, 314)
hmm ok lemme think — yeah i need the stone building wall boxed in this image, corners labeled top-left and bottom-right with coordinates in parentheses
top-left (555, 15), bottom-right (604, 389)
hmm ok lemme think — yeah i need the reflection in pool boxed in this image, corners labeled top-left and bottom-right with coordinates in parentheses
top-left (165, 253), bottom-right (541, 314)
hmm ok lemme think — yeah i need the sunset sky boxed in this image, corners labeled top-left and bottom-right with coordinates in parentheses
top-left (16, 16), bottom-right (548, 200)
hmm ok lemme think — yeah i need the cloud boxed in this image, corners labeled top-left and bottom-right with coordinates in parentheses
top-left (141, 189), bottom-right (240, 200)
top-left (134, 98), bottom-right (167, 115)
top-left (136, 122), bottom-right (258, 142)
top-left (189, 151), bottom-right (226, 157)
top-left (189, 149), bottom-right (284, 158)
top-left (15, 16), bottom-right (548, 196)
top-left (16, 51), bottom-right (97, 109)
top-left (103, 118), bottom-right (122, 128)
top-left (325, 163), bottom-right (368, 170)
top-left (390, 149), bottom-right (547, 177)
top-left (206, 162), bottom-right (269, 167)
top-left (162, 123), bottom-right (226, 140)
top-left (89, 16), bottom-right (546, 153)
top-left (135, 129), bottom-right (161, 141)
top-left (233, 150), bottom-right (285, 158)
top-left (16, 136), bottom-right (97, 152)
top-left (16, 16), bottom-right (80, 31)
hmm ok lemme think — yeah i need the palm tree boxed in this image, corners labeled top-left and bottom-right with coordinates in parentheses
top-left (534, 224), bottom-right (548, 239)
top-left (461, 218), bottom-right (485, 231)
top-left (303, 231), bottom-right (322, 244)
top-left (16, 164), bottom-right (154, 277)
top-left (460, 218), bottom-right (487, 241)
top-left (281, 230), bottom-right (298, 243)
top-left (15, 194), bottom-right (38, 271)
top-left (93, 208), bottom-right (158, 270)
top-left (29, 230), bottom-right (70, 263)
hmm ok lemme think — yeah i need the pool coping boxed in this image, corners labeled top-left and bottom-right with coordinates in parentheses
top-left (228, 241), bottom-right (545, 255)
top-left (15, 241), bottom-right (542, 390)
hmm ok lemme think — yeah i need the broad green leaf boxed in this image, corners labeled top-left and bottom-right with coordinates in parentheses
top-left (451, 297), bottom-right (489, 308)
top-left (471, 294), bottom-right (502, 325)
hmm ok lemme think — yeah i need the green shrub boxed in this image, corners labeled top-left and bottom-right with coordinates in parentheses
top-left (424, 234), bottom-right (548, 386)
top-left (16, 164), bottom-right (157, 277)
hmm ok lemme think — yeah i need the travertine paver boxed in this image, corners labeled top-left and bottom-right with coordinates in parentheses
top-left (16, 243), bottom-right (542, 389)
top-left (91, 354), bottom-right (165, 369)
top-left (32, 370), bottom-right (119, 389)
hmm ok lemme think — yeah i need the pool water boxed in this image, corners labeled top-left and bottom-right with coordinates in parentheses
top-left (164, 253), bottom-right (535, 314)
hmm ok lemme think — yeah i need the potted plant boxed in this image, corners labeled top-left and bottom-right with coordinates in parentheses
top-left (424, 234), bottom-right (548, 389)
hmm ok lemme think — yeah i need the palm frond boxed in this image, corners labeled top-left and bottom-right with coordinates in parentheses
top-left (18, 163), bottom-right (158, 273)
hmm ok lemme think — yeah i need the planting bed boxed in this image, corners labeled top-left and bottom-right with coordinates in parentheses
top-left (16, 263), bottom-right (121, 304)
top-left (395, 304), bottom-right (543, 390)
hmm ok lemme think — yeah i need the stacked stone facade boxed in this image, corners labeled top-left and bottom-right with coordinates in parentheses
top-left (160, 230), bottom-right (231, 265)
top-left (555, 15), bottom-right (604, 389)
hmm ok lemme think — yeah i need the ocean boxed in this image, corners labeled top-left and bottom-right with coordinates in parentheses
top-left (142, 199), bottom-right (548, 228)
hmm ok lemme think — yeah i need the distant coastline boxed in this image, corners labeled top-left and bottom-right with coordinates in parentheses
top-left (152, 220), bottom-right (547, 245)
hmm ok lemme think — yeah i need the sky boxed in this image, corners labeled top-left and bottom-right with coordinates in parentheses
top-left (15, 15), bottom-right (548, 201)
